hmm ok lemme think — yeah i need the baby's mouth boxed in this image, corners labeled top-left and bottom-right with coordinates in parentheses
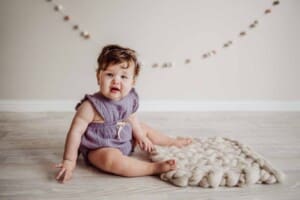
top-left (110, 87), bottom-right (120, 93)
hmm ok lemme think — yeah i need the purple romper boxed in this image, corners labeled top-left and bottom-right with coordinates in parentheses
top-left (76, 88), bottom-right (139, 164)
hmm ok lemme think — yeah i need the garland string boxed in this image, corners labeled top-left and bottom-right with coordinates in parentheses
top-left (44, 0), bottom-right (281, 68)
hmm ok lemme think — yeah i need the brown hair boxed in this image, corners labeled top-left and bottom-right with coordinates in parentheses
top-left (97, 44), bottom-right (140, 77)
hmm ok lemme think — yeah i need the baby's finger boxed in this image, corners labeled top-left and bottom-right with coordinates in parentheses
top-left (144, 144), bottom-right (149, 152)
top-left (151, 145), bottom-right (156, 153)
top-left (146, 144), bottom-right (151, 152)
top-left (62, 171), bottom-right (72, 183)
top-left (138, 142), bottom-right (142, 150)
top-left (145, 143), bottom-right (150, 152)
top-left (149, 145), bottom-right (154, 152)
top-left (56, 168), bottom-right (66, 181)
top-left (140, 142), bottom-right (145, 151)
top-left (150, 146), bottom-right (154, 152)
top-left (148, 144), bottom-right (153, 152)
top-left (54, 163), bottom-right (63, 169)
top-left (146, 142), bottom-right (152, 151)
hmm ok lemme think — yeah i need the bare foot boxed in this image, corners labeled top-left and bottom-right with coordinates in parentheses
top-left (153, 160), bottom-right (176, 174)
top-left (171, 137), bottom-right (192, 148)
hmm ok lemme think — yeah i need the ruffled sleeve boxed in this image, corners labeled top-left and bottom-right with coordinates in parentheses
top-left (75, 95), bottom-right (88, 110)
top-left (75, 93), bottom-right (106, 120)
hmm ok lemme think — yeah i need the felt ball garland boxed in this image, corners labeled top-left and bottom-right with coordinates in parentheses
top-left (44, 0), bottom-right (281, 68)
top-left (45, 0), bottom-right (91, 40)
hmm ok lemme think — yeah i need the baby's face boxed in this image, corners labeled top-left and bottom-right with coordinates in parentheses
top-left (97, 62), bottom-right (135, 101)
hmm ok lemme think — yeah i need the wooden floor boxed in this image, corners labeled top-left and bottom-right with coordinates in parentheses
top-left (0, 112), bottom-right (299, 200)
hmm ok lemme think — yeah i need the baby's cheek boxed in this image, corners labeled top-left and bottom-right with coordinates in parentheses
top-left (123, 87), bottom-right (132, 95)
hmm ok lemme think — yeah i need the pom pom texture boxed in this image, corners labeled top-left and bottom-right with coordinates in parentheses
top-left (150, 137), bottom-right (285, 187)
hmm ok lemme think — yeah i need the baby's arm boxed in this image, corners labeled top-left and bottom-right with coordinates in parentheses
top-left (55, 101), bottom-right (95, 183)
top-left (127, 113), bottom-right (154, 152)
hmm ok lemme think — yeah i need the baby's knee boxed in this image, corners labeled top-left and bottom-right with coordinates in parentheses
top-left (100, 149), bottom-right (124, 173)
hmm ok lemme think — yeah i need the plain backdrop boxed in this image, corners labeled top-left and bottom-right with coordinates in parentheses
top-left (0, 0), bottom-right (299, 102)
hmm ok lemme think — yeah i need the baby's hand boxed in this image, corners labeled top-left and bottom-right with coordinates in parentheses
top-left (137, 136), bottom-right (154, 153)
top-left (55, 159), bottom-right (76, 184)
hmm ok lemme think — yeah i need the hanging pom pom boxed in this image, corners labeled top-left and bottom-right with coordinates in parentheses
top-left (160, 62), bottom-right (173, 68)
top-left (162, 63), bottom-right (169, 68)
top-left (81, 31), bottom-right (90, 39)
top-left (273, 1), bottom-right (280, 6)
top-left (54, 5), bottom-right (63, 11)
top-left (223, 41), bottom-right (233, 48)
top-left (202, 53), bottom-right (208, 59)
top-left (73, 25), bottom-right (79, 30)
top-left (249, 20), bottom-right (259, 29)
top-left (264, 9), bottom-right (271, 14)
top-left (63, 15), bottom-right (70, 21)
top-left (185, 59), bottom-right (191, 64)
top-left (239, 31), bottom-right (246, 37)
top-left (152, 63), bottom-right (159, 68)
top-left (249, 24), bottom-right (255, 29)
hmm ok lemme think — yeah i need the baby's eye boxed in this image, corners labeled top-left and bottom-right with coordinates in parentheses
top-left (121, 75), bottom-right (128, 79)
top-left (106, 73), bottom-right (114, 77)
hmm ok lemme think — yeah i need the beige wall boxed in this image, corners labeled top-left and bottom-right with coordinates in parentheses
top-left (0, 0), bottom-right (299, 102)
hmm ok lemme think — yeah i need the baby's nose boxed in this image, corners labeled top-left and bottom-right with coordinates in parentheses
top-left (113, 76), bottom-right (121, 83)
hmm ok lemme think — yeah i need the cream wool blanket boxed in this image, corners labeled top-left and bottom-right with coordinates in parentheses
top-left (150, 137), bottom-right (285, 187)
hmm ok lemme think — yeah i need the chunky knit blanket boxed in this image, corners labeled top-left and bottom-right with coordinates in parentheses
top-left (150, 137), bottom-right (285, 187)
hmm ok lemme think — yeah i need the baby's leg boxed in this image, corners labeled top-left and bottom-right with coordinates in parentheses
top-left (88, 147), bottom-right (176, 177)
top-left (141, 122), bottom-right (192, 147)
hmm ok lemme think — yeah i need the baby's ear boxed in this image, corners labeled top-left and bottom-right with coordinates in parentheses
top-left (132, 77), bottom-right (136, 85)
top-left (96, 72), bottom-right (100, 85)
